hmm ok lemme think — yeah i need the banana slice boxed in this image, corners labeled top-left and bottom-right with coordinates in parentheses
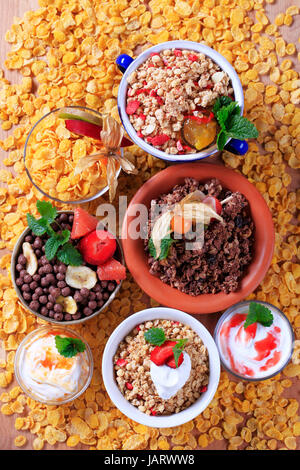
top-left (65, 266), bottom-right (97, 290)
top-left (56, 295), bottom-right (78, 315)
top-left (22, 242), bottom-right (38, 276)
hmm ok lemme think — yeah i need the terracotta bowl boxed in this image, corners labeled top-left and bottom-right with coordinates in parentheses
top-left (121, 163), bottom-right (275, 314)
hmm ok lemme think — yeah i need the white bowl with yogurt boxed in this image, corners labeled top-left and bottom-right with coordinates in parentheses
top-left (14, 326), bottom-right (93, 405)
top-left (102, 307), bottom-right (220, 428)
top-left (214, 300), bottom-right (294, 381)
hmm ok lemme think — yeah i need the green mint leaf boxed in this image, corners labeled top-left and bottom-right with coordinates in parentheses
top-left (45, 237), bottom-right (63, 260)
top-left (57, 242), bottom-right (83, 266)
top-left (244, 302), bottom-right (273, 329)
top-left (243, 308), bottom-right (257, 329)
top-left (159, 235), bottom-right (174, 260)
top-left (44, 230), bottom-right (70, 261)
top-left (217, 102), bottom-right (241, 131)
top-left (212, 96), bottom-right (233, 115)
top-left (26, 213), bottom-right (48, 236)
top-left (226, 115), bottom-right (259, 140)
top-left (148, 235), bottom-right (174, 260)
top-left (216, 130), bottom-right (228, 151)
top-left (144, 328), bottom-right (166, 346)
top-left (148, 237), bottom-right (157, 259)
top-left (36, 200), bottom-right (57, 224)
top-left (172, 339), bottom-right (188, 368)
top-left (55, 335), bottom-right (86, 358)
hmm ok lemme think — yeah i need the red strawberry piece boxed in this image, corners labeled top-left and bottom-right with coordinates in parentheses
top-left (200, 386), bottom-right (207, 393)
top-left (147, 63), bottom-right (154, 68)
top-left (136, 88), bottom-right (148, 95)
top-left (125, 382), bottom-right (133, 390)
top-left (174, 49), bottom-right (183, 57)
top-left (137, 131), bottom-right (143, 138)
top-left (79, 229), bottom-right (116, 265)
top-left (156, 96), bottom-right (164, 105)
top-left (150, 52), bottom-right (159, 57)
top-left (139, 113), bottom-right (146, 121)
top-left (206, 83), bottom-right (213, 89)
top-left (126, 100), bottom-right (140, 115)
top-left (150, 89), bottom-right (157, 97)
top-left (150, 408), bottom-right (157, 416)
top-left (193, 80), bottom-right (199, 86)
top-left (70, 208), bottom-right (99, 240)
top-left (202, 196), bottom-right (222, 215)
top-left (172, 321), bottom-right (180, 325)
top-left (136, 324), bottom-right (141, 331)
top-left (165, 353), bottom-right (184, 369)
top-left (97, 258), bottom-right (126, 284)
top-left (116, 359), bottom-right (128, 367)
top-left (188, 54), bottom-right (198, 62)
top-left (183, 145), bottom-right (192, 151)
top-left (137, 394), bottom-right (143, 400)
top-left (150, 134), bottom-right (170, 146)
top-left (176, 140), bottom-right (184, 152)
top-left (150, 341), bottom-right (177, 366)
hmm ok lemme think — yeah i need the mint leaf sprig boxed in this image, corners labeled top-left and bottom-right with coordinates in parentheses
top-left (213, 96), bottom-right (259, 151)
top-left (244, 302), bottom-right (274, 329)
top-left (144, 327), bottom-right (188, 368)
top-left (55, 335), bottom-right (86, 358)
top-left (26, 200), bottom-right (83, 266)
top-left (148, 234), bottom-right (175, 261)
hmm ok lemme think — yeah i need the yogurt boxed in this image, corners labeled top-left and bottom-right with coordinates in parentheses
top-left (150, 351), bottom-right (191, 399)
top-left (17, 330), bottom-right (91, 402)
top-left (215, 302), bottom-right (293, 379)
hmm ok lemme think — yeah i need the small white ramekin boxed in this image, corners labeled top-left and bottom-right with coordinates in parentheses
top-left (102, 307), bottom-right (220, 428)
top-left (117, 40), bottom-right (244, 162)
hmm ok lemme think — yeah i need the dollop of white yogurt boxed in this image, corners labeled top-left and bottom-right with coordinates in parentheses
top-left (150, 352), bottom-right (191, 400)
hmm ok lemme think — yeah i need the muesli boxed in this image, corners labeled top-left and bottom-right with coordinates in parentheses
top-left (126, 48), bottom-right (233, 154)
top-left (114, 319), bottom-right (209, 415)
top-left (145, 177), bottom-right (254, 295)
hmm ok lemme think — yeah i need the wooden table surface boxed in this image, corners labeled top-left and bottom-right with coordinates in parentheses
top-left (0, 0), bottom-right (299, 451)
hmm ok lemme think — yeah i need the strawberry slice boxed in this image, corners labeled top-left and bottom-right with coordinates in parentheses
top-left (150, 341), bottom-right (177, 366)
top-left (165, 353), bottom-right (184, 369)
top-left (70, 208), bottom-right (99, 240)
top-left (97, 258), bottom-right (126, 284)
top-left (202, 196), bottom-right (222, 215)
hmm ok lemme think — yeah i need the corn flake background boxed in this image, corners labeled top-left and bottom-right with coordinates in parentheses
top-left (0, 0), bottom-right (299, 451)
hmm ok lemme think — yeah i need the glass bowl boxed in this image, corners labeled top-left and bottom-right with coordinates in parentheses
top-left (214, 300), bottom-right (294, 382)
top-left (14, 325), bottom-right (94, 405)
top-left (24, 106), bottom-right (121, 204)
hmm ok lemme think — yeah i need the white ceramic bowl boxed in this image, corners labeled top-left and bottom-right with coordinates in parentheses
top-left (117, 40), bottom-right (244, 162)
top-left (102, 307), bottom-right (220, 427)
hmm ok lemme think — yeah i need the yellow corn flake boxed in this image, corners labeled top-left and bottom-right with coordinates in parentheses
top-left (14, 435), bottom-right (27, 447)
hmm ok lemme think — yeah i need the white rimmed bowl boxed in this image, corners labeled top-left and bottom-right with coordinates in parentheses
top-left (116, 40), bottom-right (245, 162)
top-left (102, 307), bottom-right (220, 427)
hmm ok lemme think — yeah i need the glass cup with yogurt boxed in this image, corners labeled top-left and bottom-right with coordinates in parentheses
top-left (14, 325), bottom-right (93, 405)
top-left (214, 301), bottom-right (294, 381)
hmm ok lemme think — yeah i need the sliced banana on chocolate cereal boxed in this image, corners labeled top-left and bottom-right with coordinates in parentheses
top-left (56, 295), bottom-right (77, 315)
top-left (22, 242), bottom-right (38, 276)
top-left (65, 266), bottom-right (97, 290)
